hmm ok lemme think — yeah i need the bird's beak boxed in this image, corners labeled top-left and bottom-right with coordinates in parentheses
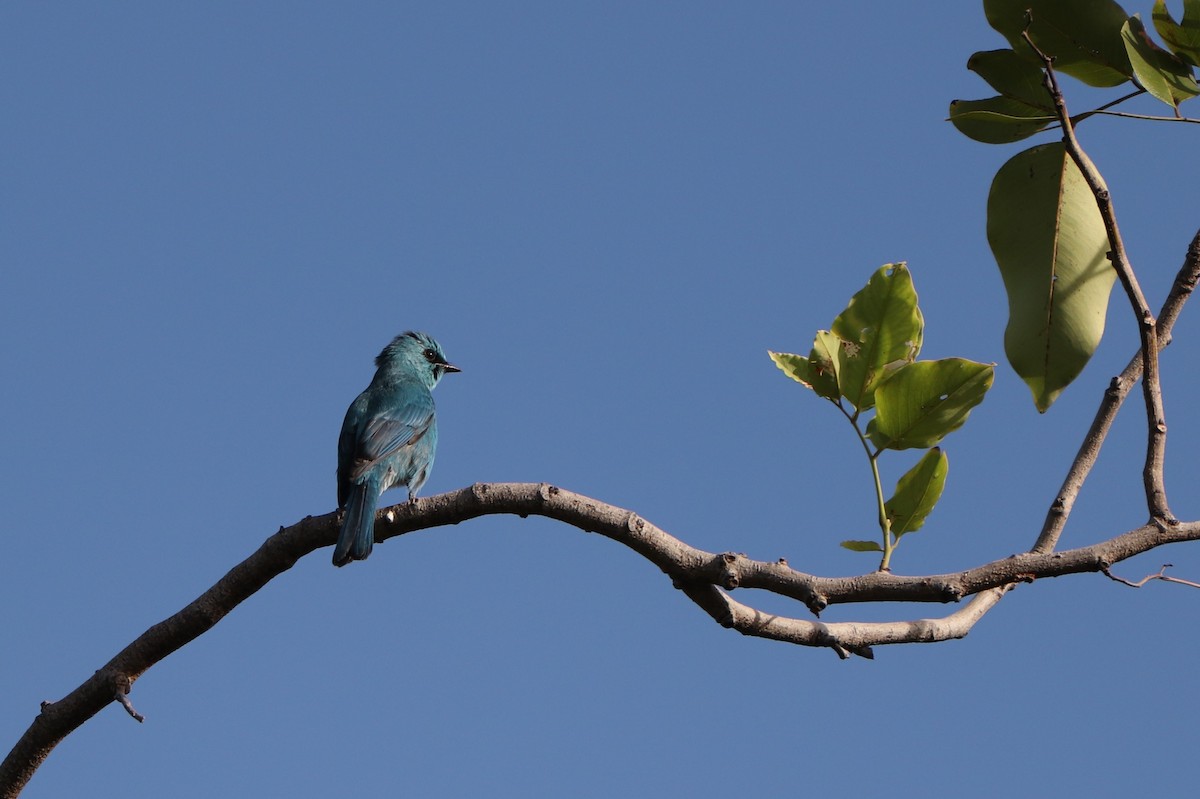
top-left (441, 363), bottom-right (462, 374)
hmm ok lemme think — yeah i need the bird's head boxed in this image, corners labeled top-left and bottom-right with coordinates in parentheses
top-left (376, 331), bottom-right (460, 388)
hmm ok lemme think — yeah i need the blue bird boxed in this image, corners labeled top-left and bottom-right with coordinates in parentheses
top-left (334, 331), bottom-right (459, 567)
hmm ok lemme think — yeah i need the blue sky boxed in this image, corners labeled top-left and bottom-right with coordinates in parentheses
top-left (4, 2), bottom-right (1199, 796)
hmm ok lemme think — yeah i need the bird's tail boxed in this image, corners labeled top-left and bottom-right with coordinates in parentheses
top-left (333, 479), bottom-right (379, 567)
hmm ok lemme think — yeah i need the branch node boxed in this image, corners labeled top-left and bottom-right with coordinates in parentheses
top-left (940, 581), bottom-right (966, 603)
top-left (1152, 515), bottom-right (1178, 534)
top-left (719, 551), bottom-right (742, 590)
top-left (107, 673), bottom-right (144, 723)
top-left (115, 691), bottom-right (145, 723)
top-left (1102, 563), bottom-right (1200, 589)
top-left (625, 512), bottom-right (644, 534)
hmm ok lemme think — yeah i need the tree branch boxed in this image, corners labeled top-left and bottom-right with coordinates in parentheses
top-left (7, 235), bottom-right (1198, 798)
top-left (5, 483), bottom-right (1200, 797)
top-left (1033, 228), bottom-right (1200, 554)
top-left (1103, 563), bottom-right (1200, 590)
top-left (1024, 30), bottom-right (1173, 525)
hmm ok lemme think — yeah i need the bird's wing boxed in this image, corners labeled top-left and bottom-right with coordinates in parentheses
top-left (349, 391), bottom-right (436, 480)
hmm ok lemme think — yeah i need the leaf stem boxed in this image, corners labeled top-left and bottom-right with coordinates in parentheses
top-left (869, 450), bottom-right (894, 571)
top-left (838, 401), bottom-right (893, 570)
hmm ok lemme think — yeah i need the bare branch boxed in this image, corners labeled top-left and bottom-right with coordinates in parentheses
top-left (114, 691), bottom-right (144, 724)
top-left (1034, 228), bottom-right (1200, 554)
top-left (679, 582), bottom-right (1011, 659)
top-left (6, 232), bottom-right (1200, 796)
top-left (1102, 564), bottom-right (1200, 590)
top-left (5, 484), bottom-right (1200, 797)
top-left (1023, 31), bottom-right (1173, 525)
top-left (1082, 111), bottom-right (1200, 124)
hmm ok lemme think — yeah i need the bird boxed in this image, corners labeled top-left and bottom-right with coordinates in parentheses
top-left (333, 331), bottom-right (459, 566)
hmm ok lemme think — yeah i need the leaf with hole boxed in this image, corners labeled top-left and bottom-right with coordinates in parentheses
top-left (768, 330), bottom-right (842, 401)
top-left (867, 359), bottom-right (994, 450)
top-left (829, 263), bottom-right (924, 412)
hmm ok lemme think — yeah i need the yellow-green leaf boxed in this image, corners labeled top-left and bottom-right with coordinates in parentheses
top-left (885, 448), bottom-right (949, 538)
top-left (830, 263), bottom-right (924, 412)
top-left (987, 142), bottom-right (1115, 412)
top-left (1153, 0), bottom-right (1200, 68)
top-left (1122, 15), bottom-right (1200, 108)
top-left (840, 540), bottom-right (884, 553)
top-left (769, 327), bottom-right (847, 402)
top-left (866, 359), bottom-right (994, 450)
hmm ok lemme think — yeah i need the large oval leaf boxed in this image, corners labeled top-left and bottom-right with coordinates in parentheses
top-left (984, 0), bottom-right (1133, 87)
top-left (949, 97), bottom-right (1056, 144)
top-left (987, 142), bottom-right (1115, 412)
top-left (968, 49), bottom-right (1055, 107)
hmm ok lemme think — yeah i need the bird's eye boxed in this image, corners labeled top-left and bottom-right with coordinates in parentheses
top-left (423, 348), bottom-right (438, 362)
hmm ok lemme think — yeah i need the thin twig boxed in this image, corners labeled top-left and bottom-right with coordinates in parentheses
top-left (1069, 88), bottom-right (1146, 125)
top-left (1033, 228), bottom-right (1200, 554)
top-left (1022, 30), bottom-right (1173, 525)
top-left (1082, 110), bottom-right (1200, 124)
top-left (1102, 564), bottom-right (1200, 589)
top-left (114, 692), bottom-right (144, 724)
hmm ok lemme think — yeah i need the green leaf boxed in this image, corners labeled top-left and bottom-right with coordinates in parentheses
top-left (951, 50), bottom-right (1059, 143)
top-left (987, 142), bottom-right (1115, 412)
top-left (968, 49), bottom-right (1055, 107)
top-left (866, 359), bottom-right (995, 450)
top-left (769, 338), bottom-right (839, 402)
top-left (829, 263), bottom-right (924, 412)
top-left (840, 540), bottom-right (884, 553)
top-left (984, 0), bottom-right (1133, 86)
top-left (949, 97), bottom-right (1057, 144)
top-left (769, 350), bottom-right (813, 383)
top-left (1122, 15), bottom-right (1200, 108)
top-left (808, 331), bottom-right (845, 401)
top-left (885, 448), bottom-right (949, 539)
top-left (1153, 0), bottom-right (1200, 68)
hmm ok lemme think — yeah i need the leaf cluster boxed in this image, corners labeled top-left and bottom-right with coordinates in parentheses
top-left (950, 0), bottom-right (1199, 411)
top-left (953, 0), bottom-right (1200, 143)
top-left (770, 264), bottom-right (994, 567)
